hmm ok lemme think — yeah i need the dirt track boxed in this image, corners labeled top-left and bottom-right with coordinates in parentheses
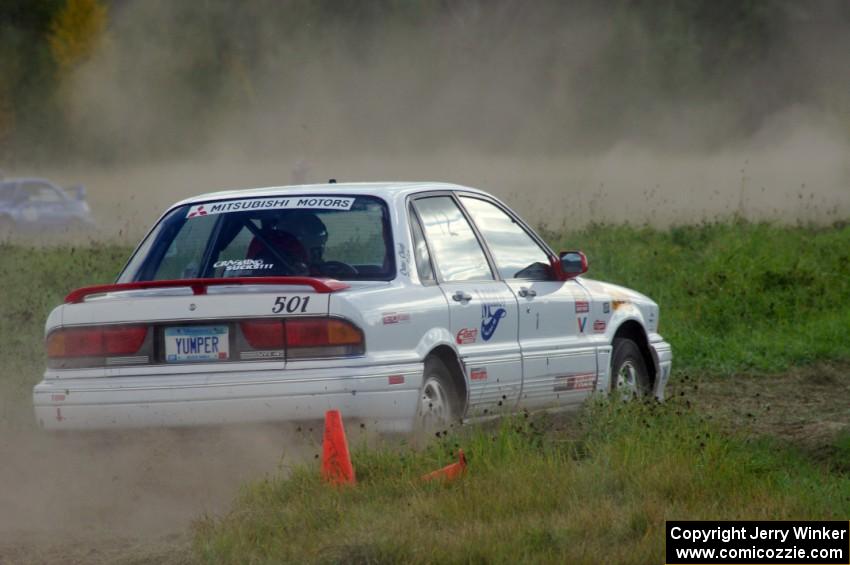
top-left (681, 363), bottom-right (850, 465)
top-left (0, 424), bottom-right (329, 564)
top-left (1, 365), bottom-right (848, 564)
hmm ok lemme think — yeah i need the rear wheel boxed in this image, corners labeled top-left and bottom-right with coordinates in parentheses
top-left (610, 337), bottom-right (651, 400)
top-left (0, 216), bottom-right (14, 241)
top-left (416, 356), bottom-right (461, 435)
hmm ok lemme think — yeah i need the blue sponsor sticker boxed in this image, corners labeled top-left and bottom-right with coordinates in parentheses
top-left (481, 303), bottom-right (507, 341)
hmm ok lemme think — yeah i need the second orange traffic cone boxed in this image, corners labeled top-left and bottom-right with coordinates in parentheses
top-left (321, 409), bottom-right (356, 485)
top-left (421, 449), bottom-right (467, 482)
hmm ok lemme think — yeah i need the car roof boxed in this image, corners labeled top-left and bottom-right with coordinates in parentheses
top-left (1, 177), bottom-right (55, 185)
top-left (173, 182), bottom-right (490, 207)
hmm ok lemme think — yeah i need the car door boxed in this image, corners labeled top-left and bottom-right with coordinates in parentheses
top-left (458, 195), bottom-right (598, 408)
top-left (0, 182), bottom-right (17, 218)
top-left (412, 194), bottom-right (522, 415)
top-left (17, 181), bottom-right (68, 227)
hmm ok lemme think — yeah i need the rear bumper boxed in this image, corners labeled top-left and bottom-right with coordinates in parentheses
top-left (649, 335), bottom-right (673, 400)
top-left (33, 363), bottom-right (423, 432)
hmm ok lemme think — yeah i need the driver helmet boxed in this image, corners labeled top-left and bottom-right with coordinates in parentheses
top-left (285, 211), bottom-right (328, 263)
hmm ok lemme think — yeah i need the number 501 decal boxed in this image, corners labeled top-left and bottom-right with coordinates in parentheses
top-left (272, 295), bottom-right (311, 314)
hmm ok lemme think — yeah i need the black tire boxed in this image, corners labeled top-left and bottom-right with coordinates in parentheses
top-left (67, 218), bottom-right (87, 233)
top-left (0, 216), bottom-right (14, 241)
top-left (416, 356), bottom-right (461, 435)
top-left (610, 337), bottom-right (651, 400)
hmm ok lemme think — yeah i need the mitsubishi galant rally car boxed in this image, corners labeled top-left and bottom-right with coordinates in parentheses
top-left (34, 182), bottom-right (672, 432)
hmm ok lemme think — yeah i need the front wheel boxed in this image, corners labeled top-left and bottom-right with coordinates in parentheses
top-left (0, 216), bottom-right (14, 241)
top-left (610, 337), bottom-right (651, 400)
top-left (416, 356), bottom-right (461, 436)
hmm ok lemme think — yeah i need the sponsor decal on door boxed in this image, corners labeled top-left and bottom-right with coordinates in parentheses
top-left (481, 303), bottom-right (507, 341)
top-left (554, 373), bottom-right (597, 392)
top-left (456, 328), bottom-right (478, 344)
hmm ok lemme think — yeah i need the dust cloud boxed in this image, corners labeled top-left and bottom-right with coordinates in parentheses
top-left (6, 1), bottom-right (849, 240)
top-left (31, 120), bottom-right (850, 243)
top-left (0, 423), bottom-right (363, 561)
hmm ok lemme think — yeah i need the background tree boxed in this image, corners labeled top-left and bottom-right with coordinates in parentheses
top-left (48, 0), bottom-right (107, 73)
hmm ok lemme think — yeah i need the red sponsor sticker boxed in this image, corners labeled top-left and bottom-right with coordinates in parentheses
top-left (593, 320), bottom-right (606, 332)
top-left (554, 373), bottom-right (597, 392)
top-left (388, 375), bottom-right (405, 385)
top-left (382, 312), bottom-right (411, 325)
top-left (470, 368), bottom-right (488, 381)
top-left (187, 205), bottom-right (208, 218)
top-left (456, 328), bottom-right (478, 344)
top-left (51, 394), bottom-right (66, 402)
top-left (575, 301), bottom-right (590, 314)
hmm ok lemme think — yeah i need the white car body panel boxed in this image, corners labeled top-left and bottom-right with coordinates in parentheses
top-left (34, 182), bottom-right (672, 431)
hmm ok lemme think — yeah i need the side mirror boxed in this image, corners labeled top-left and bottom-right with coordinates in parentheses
top-left (558, 250), bottom-right (588, 280)
top-left (67, 185), bottom-right (86, 200)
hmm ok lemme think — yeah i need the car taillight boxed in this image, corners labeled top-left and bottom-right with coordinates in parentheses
top-left (238, 318), bottom-right (364, 359)
top-left (287, 318), bottom-right (364, 358)
top-left (240, 320), bottom-right (286, 350)
top-left (47, 327), bottom-right (99, 358)
top-left (46, 325), bottom-right (149, 368)
top-left (104, 326), bottom-right (149, 355)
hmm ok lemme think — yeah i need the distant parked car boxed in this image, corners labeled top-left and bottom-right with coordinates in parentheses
top-left (0, 177), bottom-right (94, 237)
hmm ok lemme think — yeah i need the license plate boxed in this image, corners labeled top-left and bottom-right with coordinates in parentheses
top-left (165, 326), bottom-right (229, 362)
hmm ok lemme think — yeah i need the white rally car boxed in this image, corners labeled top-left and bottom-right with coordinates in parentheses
top-left (34, 182), bottom-right (672, 432)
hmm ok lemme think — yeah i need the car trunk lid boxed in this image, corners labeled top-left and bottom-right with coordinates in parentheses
top-left (48, 277), bottom-right (365, 371)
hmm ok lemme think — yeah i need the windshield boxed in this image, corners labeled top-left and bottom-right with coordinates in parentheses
top-left (118, 195), bottom-right (394, 282)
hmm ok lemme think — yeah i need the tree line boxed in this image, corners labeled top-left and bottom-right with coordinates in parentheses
top-left (0, 0), bottom-right (847, 166)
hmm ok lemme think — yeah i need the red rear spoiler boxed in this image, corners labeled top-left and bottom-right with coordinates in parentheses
top-left (64, 277), bottom-right (350, 304)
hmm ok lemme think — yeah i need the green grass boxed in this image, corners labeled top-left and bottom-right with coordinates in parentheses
top-left (0, 244), bottom-right (130, 426)
top-left (545, 221), bottom-right (850, 374)
top-left (193, 400), bottom-right (850, 564)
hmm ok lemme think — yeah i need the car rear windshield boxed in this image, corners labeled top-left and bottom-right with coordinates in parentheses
top-left (118, 195), bottom-right (394, 282)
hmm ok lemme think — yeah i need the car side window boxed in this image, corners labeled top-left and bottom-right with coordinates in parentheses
top-left (408, 206), bottom-right (435, 284)
top-left (0, 184), bottom-right (16, 203)
top-left (460, 196), bottom-right (554, 280)
top-left (19, 182), bottom-right (64, 204)
top-left (414, 196), bottom-right (493, 282)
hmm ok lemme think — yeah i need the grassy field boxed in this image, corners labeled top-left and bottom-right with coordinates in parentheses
top-left (0, 244), bottom-right (130, 427)
top-left (194, 401), bottom-right (850, 564)
top-left (546, 220), bottom-right (850, 374)
top-left (1, 222), bottom-right (848, 563)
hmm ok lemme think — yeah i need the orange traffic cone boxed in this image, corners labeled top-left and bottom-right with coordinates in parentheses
top-left (321, 410), bottom-right (356, 485)
top-left (422, 449), bottom-right (467, 482)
